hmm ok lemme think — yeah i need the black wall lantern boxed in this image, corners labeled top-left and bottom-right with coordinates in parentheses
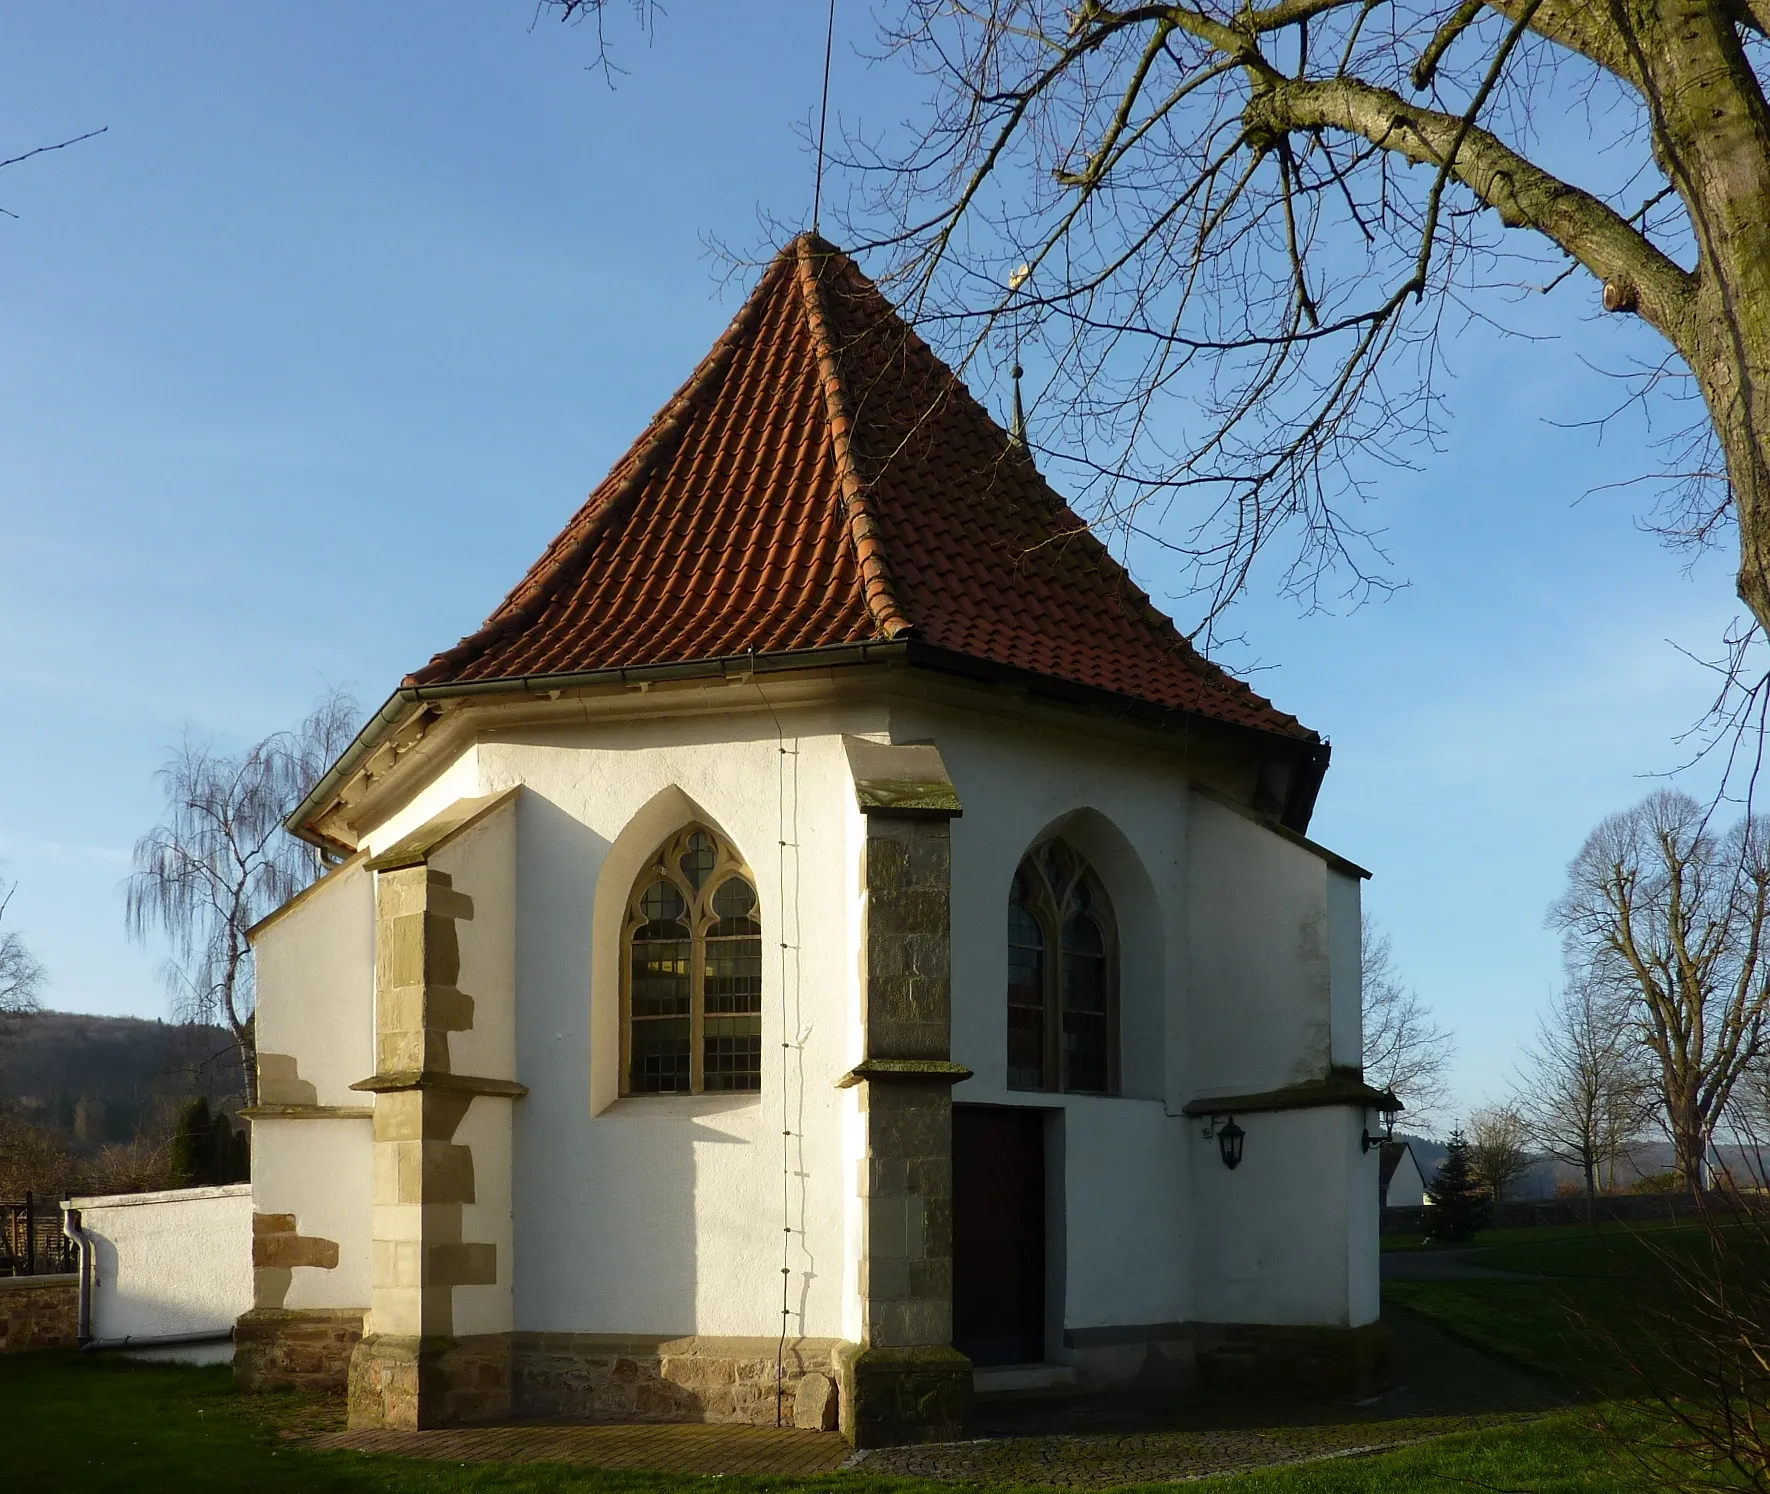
top-left (1215, 1116), bottom-right (1245, 1170)
top-left (1361, 1096), bottom-right (1404, 1154)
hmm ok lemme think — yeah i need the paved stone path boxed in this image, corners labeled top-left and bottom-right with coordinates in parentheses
top-left (308, 1420), bottom-right (849, 1475)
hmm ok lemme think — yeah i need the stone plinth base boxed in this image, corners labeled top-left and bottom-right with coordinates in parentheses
top-left (235, 1308), bottom-right (364, 1391)
top-left (1065, 1321), bottom-right (1196, 1388)
top-left (835, 1343), bottom-right (971, 1448)
top-left (1194, 1321), bottom-right (1390, 1398)
top-left (0, 1273), bottom-right (78, 1354)
top-left (347, 1332), bottom-right (512, 1430)
top-left (513, 1333), bottom-right (841, 1428)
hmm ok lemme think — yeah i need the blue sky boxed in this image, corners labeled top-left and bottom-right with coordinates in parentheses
top-left (0, 2), bottom-right (1738, 1128)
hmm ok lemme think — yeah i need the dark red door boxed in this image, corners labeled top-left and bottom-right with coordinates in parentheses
top-left (952, 1104), bottom-right (1046, 1366)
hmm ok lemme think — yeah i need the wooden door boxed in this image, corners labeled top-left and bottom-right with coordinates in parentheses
top-left (951, 1104), bottom-right (1046, 1366)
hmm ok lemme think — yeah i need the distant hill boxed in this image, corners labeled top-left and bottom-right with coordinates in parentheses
top-left (0, 1011), bottom-right (246, 1154)
top-left (1397, 1130), bottom-right (1770, 1199)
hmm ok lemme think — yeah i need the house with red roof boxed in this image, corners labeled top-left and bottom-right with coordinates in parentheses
top-left (234, 236), bottom-right (1388, 1446)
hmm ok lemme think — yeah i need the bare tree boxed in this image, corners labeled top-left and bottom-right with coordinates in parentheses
top-left (605, 0), bottom-right (1770, 671)
top-left (1467, 1100), bottom-right (1534, 1200)
top-left (1552, 789), bottom-right (1770, 1189)
top-left (1361, 914), bottom-right (1454, 1128)
top-left (1515, 978), bottom-right (1651, 1213)
top-left (0, 875), bottom-right (45, 1048)
top-left (125, 692), bottom-right (359, 1104)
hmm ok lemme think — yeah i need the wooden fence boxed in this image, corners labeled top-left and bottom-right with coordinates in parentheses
top-left (0, 1195), bottom-right (74, 1276)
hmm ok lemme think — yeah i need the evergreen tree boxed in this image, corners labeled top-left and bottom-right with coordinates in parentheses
top-left (1424, 1128), bottom-right (1491, 1244)
top-left (168, 1097), bottom-right (212, 1188)
top-left (167, 1097), bottom-right (250, 1187)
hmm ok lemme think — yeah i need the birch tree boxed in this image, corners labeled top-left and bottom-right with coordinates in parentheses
top-left (1551, 789), bottom-right (1770, 1188)
top-left (125, 692), bottom-right (358, 1104)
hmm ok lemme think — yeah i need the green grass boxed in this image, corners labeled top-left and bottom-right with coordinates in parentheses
top-left (0, 1351), bottom-right (1672, 1494)
top-left (1385, 1218), bottom-right (1770, 1398)
top-left (1381, 1217), bottom-right (1699, 1253)
top-left (5, 1227), bottom-right (1734, 1494)
top-left (1180, 1411), bottom-right (1649, 1494)
top-left (1385, 1278), bottom-right (1633, 1390)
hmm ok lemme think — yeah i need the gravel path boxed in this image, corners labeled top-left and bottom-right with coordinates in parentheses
top-left (1381, 1248), bottom-right (1532, 1282)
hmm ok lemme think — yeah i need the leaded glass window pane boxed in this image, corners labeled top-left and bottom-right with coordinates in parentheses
top-left (1007, 876), bottom-right (1047, 1089)
top-left (1008, 845), bottom-right (1116, 1097)
top-left (703, 1018), bottom-right (761, 1091)
top-left (1061, 914), bottom-right (1108, 1091)
top-left (679, 831), bottom-right (716, 891)
top-left (631, 881), bottom-right (692, 1018)
top-left (630, 1017), bottom-right (692, 1094)
top-left (625, 834), bottom-right (765, 1097)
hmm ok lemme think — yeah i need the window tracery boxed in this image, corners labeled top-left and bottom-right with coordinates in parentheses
top-left (1006, 840), bottom-right (1117, 1093)
top-left (623, 826), bottom-right (762, 1096)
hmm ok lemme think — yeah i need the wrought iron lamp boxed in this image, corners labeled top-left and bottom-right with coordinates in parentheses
top-left (1200, 1113), bottom-right (1245, 1168)
top-left (1216, 1116), bottom-right (1245, 1170)
top-left (1361, 1096), bottom-right (1404, 1154)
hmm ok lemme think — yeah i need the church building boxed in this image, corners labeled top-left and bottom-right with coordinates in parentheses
top-left (235, 235), bottom-right (1391, 1447)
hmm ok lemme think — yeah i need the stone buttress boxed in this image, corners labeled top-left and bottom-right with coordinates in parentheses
top-left (347, 793), bottom-right (526, 1431)
top-left (835, 738), bottom-right (973, 1448)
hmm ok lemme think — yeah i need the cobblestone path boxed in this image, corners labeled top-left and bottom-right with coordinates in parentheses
top-left (847, 1414), bottom-right (1530, 1486)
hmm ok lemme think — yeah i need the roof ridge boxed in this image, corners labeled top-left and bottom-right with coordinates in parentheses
top-left (816, 258), bottom-right (1283, 720)
top-left (793, 235), bottom-right (916, 641)
top-left (404, 254), bottom-right (791, 688)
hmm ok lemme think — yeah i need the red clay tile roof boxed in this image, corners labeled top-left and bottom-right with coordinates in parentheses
top-left (406, 235), bottom-right (1314, 743)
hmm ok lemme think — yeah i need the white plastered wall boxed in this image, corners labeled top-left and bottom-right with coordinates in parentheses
top-left (250, 855), bottom-right (375, 1311)
top-left (453, 693), bottom-right (881, 1340)
top-left (1186, 793), bottom-right (1377, 1327)
top-left (427, 799), bottom-right (518, 1338)
top-left (307, 680), bottom-right (1375, 1347)
top-left (71, 1185), bottom-right (254, 1341)
top-left (253, 855), bottom-right (375, 1106)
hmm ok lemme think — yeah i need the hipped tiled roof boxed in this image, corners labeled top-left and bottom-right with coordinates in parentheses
top-left (406, 235), bottom-right (1314, 744)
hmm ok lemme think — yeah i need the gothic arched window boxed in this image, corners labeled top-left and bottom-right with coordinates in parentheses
top-left (1006, 840), bottom-right (1117, 1094)
top-left (623, 826), bottom-right (762, 1096)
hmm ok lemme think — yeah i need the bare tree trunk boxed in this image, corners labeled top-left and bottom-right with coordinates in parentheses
top-left (220, 942), bottom-right (257, 1108)
top-left (1671, 1096), bottom-right (1708, 1192)
top-left (1627, 0), bottom-right (1770, 634)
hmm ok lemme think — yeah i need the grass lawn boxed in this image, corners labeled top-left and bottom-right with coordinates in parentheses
top-left (1385, 1218), bottom-right (1770, 1401)
top-left (1381, 1217), bottom-right (1701, 1253)
top-left (0, 1349), bottom-right (1656, 1494)
top-left (4, 1224), bottom-right (1731, 1494)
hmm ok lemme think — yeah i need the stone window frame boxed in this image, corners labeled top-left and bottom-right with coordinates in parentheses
top-left (620, 822), bottom-right (764, 1097)
top-left (1006, 838), bottom-right (1120, 1095)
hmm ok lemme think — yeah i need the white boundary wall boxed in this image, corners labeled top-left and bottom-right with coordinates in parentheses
top-left (69, 1184), bottom-right (253, 1342)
